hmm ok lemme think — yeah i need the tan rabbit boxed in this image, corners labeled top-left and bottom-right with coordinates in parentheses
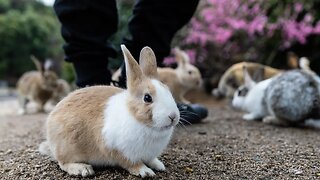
top-left (16, 56), bottom-right (58, 114)
top-left (38, 45), bottom-right (180, 178)
top-left (212, 62), bottom-right (282, 99)
top-left (157, 47), bottom-right (202, 104)
top-left (49, 79), bottom-right (71, 104)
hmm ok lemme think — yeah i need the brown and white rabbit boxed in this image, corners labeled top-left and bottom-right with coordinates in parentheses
top-left (212, 62), bottom-right (281, 99)
top-left (49, 79), bottom-right (71, 104)
top-left (16, 56), bottom-right (58, 114)
top-left (38, 45), bottom-right (180, 177)
top-left (157, 47), bottom-right (202, 104)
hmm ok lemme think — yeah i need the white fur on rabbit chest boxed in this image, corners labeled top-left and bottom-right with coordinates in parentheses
top-left (102, 91), bottom-right (173, 164)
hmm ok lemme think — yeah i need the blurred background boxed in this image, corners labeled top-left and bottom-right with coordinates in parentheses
top-left (0, 0), bottom-right (320, 92)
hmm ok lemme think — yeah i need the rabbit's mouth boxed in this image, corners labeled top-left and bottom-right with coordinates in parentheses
top-left (153, 124), bottom-right (174, 131)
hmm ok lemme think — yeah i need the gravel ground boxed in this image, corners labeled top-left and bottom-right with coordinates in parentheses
top-left (1, 93), bottom-right (320, 179)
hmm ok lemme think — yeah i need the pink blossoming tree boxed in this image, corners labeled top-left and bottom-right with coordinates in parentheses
top-left (164, 0), bottom-right (320, 88)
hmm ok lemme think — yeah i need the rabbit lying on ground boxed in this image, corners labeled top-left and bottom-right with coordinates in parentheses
top-left (213, 52), bottom-right (300, 99)
top-left (16, 56), bottom-right (58, 114)
top-left (157, 47), bottom-right (202, 104)
top-left (232, 63), bottom-right (320, 127)
top-left (39, 45), bottom-right (180, 177)
top-left (212, 62), bottom-right (281, 99)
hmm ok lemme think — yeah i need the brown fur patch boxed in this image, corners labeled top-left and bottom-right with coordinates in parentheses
top-left (47, 86), bottom-right (122, 162)
top-left (127, 80), bottom-right (156, 125)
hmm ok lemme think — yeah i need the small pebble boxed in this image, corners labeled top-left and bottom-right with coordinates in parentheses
top-left (185, 167), bottom-right (193, 173)
top-left (214, 155), bottom-right (224, 161)
top-left (198, 131), bottom-right (207, 135)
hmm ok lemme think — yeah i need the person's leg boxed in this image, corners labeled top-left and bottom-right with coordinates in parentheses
top-left (119, 0), bottom-right (207, 123)
top-left (118, 0), bottom-right (200, 87)
top-left (54, 0), bottom-right (118, 87)
top-left (123, 0), bottom-right (199, 65)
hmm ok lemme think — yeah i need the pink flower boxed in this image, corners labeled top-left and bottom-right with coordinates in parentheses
top-left (267, 23), bottom-right (278, 37)
top-left (246, 16), bottom-right (267, 36)
top-left (213, 28), bottom-right (233, 45)
top-left (303, 13), bottom-right (313, 23)
top-left (184, 0), bottom-right (320, 59)
top-left (163, 56), bottom-right (175, 66)
top-left (226, 18), bottom-right (247, 30)
top-left (294, 2), bottom-right (303, 13)
top-left (313, 22), bottom-right (320, 34)
top-left (185, 49), bottom-right (197, 64)
top-left (202, 8), bottom-right (215, 23)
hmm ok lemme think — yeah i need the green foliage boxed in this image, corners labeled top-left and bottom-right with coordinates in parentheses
top-left (61, 62), bottom-right (75, 84)
top-left (108, 0), bottom-right (134, 70)
top-left (0, 0), bottom-right (10, 13)
top-left (0, 0), bottom-right (63, 83)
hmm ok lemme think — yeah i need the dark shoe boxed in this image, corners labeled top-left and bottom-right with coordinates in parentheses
top-left (111, 63), bottom-right (127, 89)
top-left (177, 103), bottom-right (208, 124)
top-left (111, 76), bottom-right (126, 89)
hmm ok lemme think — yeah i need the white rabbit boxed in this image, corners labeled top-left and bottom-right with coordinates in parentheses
top-left (38, 45), bottom-right (180, 178)
top-left (232, 66), bottom-right (273, 121)
top-left (232, 65), bottom-right (320, 127)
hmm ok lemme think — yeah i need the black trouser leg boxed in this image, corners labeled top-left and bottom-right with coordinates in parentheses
top-left (54, 0), bottom-right (118, 87)
top-left (119, 0), bottom-right (199, 84)
top-left (123, 0), bottom-right (199, 65)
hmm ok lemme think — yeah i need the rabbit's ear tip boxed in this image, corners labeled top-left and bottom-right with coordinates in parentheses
top-left (120, 44), bottom-right (127, 50)
top-left (142, 46), bottom-right (151, 49)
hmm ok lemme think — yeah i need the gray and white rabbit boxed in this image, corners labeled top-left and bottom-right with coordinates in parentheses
top-left (232, 65), bottom-right (320, 127)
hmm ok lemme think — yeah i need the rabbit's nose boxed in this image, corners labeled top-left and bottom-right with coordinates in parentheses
top-left (168, 112), bottom-right (177, 122)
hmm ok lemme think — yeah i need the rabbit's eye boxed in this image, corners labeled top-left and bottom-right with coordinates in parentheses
top-left (237, 87), bottom-right (248, 96)
top-left (144, 94), bottom-right (153, 103)
top-left (188, 71), bottom-right (192, 75)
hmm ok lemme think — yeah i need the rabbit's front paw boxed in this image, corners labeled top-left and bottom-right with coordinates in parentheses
top-left (59, 163), bottom-right (94, 177)
top-left (242, 113), bottom-right (258, 121)
top-left (146, 158), bottom-right (165, 171)
top-left (129, 164), bottom-right (155, 177)
top-left (18, 108), bottom-right (26, 115)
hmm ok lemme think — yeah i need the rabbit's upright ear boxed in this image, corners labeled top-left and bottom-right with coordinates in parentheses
top-left (30, 55), bottom-right (44, 74)
top-left (287, 51), bottom-right (299, 69)
top-left (139, 46), bottom-right (158, 79)
top-left (243, 64), bottom-right (256, 89)
top-left (44, 59), bottom-right (53, 71)
top-left (252, 66), bottom-right (265, 82)
top-left (121, 45), bottom-right (144, 90)
top-left (174, 47), bottom-right (189, 66)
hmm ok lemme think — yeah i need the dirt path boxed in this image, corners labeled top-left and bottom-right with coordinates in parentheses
top-left (1, 91), bottom-right (320, 179)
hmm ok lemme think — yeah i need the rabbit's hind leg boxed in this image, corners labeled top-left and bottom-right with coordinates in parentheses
top-left (17, 95), bottom-right (28, 115)
top-left (262, 116), bottom-right (290, 126)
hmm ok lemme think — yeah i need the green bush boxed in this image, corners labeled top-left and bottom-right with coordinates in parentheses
top-left (0, 0), bottom-right (62, 85)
